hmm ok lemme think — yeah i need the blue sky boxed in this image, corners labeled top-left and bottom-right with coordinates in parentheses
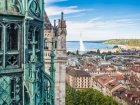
top-left (45, 0), bottom-right (140, 41)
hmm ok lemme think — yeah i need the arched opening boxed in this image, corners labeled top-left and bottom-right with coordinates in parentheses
top-left (44, 39), bottom-right (48, 49)
top-left (7, 23), bottom-right (18, 51)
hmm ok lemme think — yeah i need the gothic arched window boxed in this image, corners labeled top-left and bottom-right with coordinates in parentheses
top-left (7, 23), bottom-right (19, 51)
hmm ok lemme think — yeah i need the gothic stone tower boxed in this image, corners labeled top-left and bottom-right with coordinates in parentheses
top-left (0, 0), bottom-right (55, 105)
top-left (44, 12), bottom-right (67, 105)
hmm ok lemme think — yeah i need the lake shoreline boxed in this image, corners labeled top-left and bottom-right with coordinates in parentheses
top-left (123, 45), bottom-right (140, 50)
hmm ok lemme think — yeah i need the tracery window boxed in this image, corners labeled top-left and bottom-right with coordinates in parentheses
top-left (7, 23), bottom-right (18, 51)
top-left (6, 55), bottom-right (18, 67)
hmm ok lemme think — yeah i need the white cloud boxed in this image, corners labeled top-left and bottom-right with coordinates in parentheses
top-left (66, 18), bottom-right (140, 41)
top-left (45, 6), bottom-right (93, 16)
top-left (44, 0), bottom-right (140, 41)
top-left (44, 0), bottom-right (68, 4)
top-left (45, 0), bottom-right (94, 16)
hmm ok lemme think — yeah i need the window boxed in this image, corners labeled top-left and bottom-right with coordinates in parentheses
top-left (35, 29), bottom-right (40, 49)
top-left (0, 24), bottom-right (2, 50)
top-left (44, 39), bottom-right (48, 49)
top-left (55, 41), bottom-right (57, 49)
top-left (7, 23), bottom-right (18, 50)
top-left (28, 27), bottom-right (32, 49)
top-left (7, 55), bottom-right (18, 67)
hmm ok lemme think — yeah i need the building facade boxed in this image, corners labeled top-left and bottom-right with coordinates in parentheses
top-left (44, 12), bottom-right (67, 105)
top-left (0, 0), bottom-right (55, 105)
top-left (66, 68), bottom-right (92, 89)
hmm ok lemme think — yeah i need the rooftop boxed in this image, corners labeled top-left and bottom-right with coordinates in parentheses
top-left (66, 68), bottom-right (91, 77)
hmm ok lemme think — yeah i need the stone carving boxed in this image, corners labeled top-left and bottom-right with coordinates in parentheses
top-left (10, 0), bottom-right (22, 13)
top-left (0, 0), bottom-right (23, 14)
top-left (29, 0), bottom-right (41, 18)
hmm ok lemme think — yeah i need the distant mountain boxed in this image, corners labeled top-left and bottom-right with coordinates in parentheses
top-left (104, 39), bottom-right (140, 47)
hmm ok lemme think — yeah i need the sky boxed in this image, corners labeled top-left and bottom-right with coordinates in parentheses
top-left (45, 0), bottom-right (140, 41)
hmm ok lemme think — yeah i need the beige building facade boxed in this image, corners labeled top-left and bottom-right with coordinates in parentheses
top-left (66, 68), bottom-right (92, 89)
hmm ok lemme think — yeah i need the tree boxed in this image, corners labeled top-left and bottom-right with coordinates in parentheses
top-left (108, 51), bottom-right (112, 55)
top-left (66, 85), bottom-right (121, 105)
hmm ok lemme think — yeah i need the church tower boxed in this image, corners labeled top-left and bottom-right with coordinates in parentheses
top-left (55, 12), bottom-right (67, 105)
top-left (44, 12), bottom-right (67, 105)
top-left (0, 0), bottom-right (55, 105)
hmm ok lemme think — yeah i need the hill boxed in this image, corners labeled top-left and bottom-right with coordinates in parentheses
top-left (104, 39), bottom-right (140, 47)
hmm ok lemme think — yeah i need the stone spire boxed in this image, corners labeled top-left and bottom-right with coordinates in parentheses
top-left (61, 12), bottom-right (64, 21)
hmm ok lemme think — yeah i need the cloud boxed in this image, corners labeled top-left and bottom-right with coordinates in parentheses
top-left (44, 0), bottom-right (68, 4)
top-left (45, 6), bottom-right (93, 16)
top-left (45, 0), bottom-right (94, 16)
top-left (66, 17), bottom-right (140, 41)
top-left (44, 0), bottom-right (140, 41)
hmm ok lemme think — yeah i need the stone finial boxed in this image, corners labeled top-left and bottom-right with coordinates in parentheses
top-left (61, 12), bottom-right (64, 20)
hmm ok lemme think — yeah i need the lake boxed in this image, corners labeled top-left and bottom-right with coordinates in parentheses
top-left (67, 41), bottom-right (114, 52)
